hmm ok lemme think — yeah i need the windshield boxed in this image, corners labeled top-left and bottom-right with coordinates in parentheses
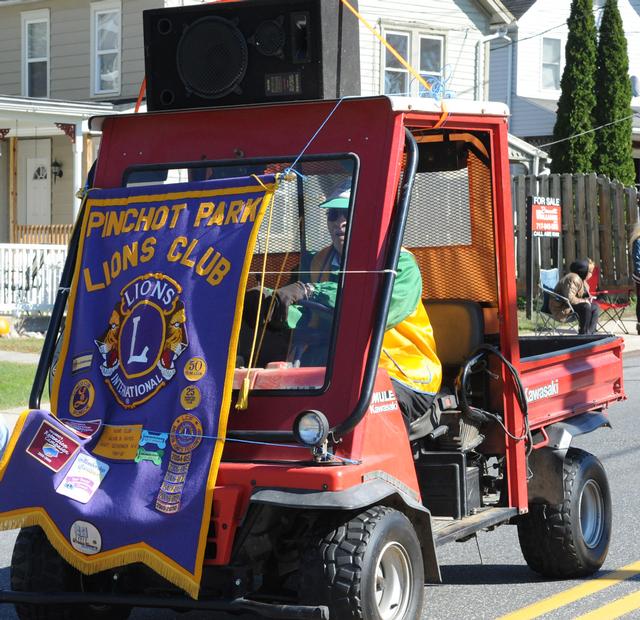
top-left (124, 155), bottom-right (358, 391)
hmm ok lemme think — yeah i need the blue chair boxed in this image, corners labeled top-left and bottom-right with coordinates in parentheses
top-left (534, 268), bottom-right (578, 335)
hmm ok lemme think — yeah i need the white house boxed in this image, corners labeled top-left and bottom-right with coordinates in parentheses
top-left (489, 0), bottom-right (640, 184)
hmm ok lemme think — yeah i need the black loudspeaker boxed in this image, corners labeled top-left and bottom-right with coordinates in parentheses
top-left (143, 0), bottom-right (360, 111)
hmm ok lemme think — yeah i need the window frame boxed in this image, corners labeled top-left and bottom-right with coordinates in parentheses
top-left (380, 25), bottom-right (445, 97)
top-left (90, 0), bottom-right (122, 97)
top-left (540, 36), bottom-right (562, 92)
top-left (21, 9), bottom-right (50, 98)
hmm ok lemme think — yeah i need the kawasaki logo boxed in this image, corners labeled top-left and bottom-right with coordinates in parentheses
top-left (525, 379), bottom-right (559, 403)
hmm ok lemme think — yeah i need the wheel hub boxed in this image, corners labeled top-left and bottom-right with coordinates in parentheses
top-left (374, 541), bottom-right (412, 620)
top-left (579, 479), bottom-right (604, 549)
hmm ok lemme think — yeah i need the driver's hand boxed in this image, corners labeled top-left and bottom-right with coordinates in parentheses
top-left (242, 288), bottom-right (273, 327)
top-left (274, 282), bottom-right (311, 324)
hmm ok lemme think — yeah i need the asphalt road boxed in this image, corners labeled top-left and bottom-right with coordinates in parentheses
top-left (1, 357), bottom-right (639, 619)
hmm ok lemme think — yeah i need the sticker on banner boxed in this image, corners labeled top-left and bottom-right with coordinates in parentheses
top-left (26, 421), bottom-right (80, 472)
top-left (94, 273), bottom-right (189, 409)
top-left (57, 453), bottom-right (110, 504)
top-left (59, 418), bottom-right (102, 439)
top-left (69, 379), bottom-right (95, 417)
top-left (69, 520), bottom-right (102, 555)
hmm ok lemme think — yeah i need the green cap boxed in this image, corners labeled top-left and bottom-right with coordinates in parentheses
top-left (319, 188), bottom-right (350, 210)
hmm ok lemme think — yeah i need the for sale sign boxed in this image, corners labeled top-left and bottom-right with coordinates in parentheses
top-left (528, 196), bottom-right (562, 237)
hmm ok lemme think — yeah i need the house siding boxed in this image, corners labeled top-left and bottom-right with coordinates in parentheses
top-left (0, 0), bottom-right (162, 102)
top-left (492, 0), bottom-right (640, 139)
top-left (359, 0), bottom-right (495, 100)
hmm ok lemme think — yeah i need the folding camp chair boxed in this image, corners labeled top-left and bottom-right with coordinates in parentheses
top-left (534, 268), bottom-right (579, 335)
top-left (589, 266), bottom-right (632, 334)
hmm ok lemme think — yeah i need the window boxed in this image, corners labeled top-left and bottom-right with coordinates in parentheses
top-left (542, 38), bottom-right (561, 90)
top-left (123, 156), bottom-right (358, 390)
top-left (382, 28), bottom-right (444, 97)
top-left (22, 9), bottom-right (49, 98)
top-left (91, 1), bottom-right (121, 96)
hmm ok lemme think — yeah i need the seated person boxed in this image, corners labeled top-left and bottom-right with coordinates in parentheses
top-left (550, 258), bottom-right (599, 334)
top-left (245, 189), bottom-right (443, 432)
top-left (0, 421), bottom-right (9, 460)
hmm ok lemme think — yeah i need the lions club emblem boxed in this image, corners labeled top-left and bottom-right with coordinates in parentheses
top-left (69, 379), bottom-right (95, 417)
top-left (95, 274), bottom-right (188, 408)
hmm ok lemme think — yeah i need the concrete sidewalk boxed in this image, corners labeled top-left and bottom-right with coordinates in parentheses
top-left (0, 350), bottom-right (40, 364)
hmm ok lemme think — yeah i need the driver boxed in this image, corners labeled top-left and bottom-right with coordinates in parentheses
top-left (268, 189), bottom-right (443, 432)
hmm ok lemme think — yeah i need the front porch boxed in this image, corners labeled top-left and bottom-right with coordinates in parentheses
top-left (0, 95), bottom-right (114, 245)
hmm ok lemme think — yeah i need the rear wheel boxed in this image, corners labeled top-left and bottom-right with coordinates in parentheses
top-left (517, 448), bottom-right (611, 578)
top-left (300, 506), bottom-right (424, 619)
top-left (11, 527), bottom-right (131, 620)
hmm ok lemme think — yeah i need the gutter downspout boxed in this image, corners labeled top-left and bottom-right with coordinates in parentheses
top-left (475, 26), bottom-right (510, 101)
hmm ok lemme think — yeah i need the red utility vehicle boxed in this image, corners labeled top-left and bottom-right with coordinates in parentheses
top-left (5, 93), bottom-right (625, 620)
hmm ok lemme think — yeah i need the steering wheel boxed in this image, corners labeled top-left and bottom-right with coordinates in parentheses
top-left (288, 299), bottom-right (334, 366)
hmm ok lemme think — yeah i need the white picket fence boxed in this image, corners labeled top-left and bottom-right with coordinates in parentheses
top-left (0, 243), bottom-right (67, 315)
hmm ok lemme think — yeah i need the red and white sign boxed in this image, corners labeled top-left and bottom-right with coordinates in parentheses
top-left (531, 196), bottom-right (562, 238)
top-left (26, 421), bottom-right (80, 472)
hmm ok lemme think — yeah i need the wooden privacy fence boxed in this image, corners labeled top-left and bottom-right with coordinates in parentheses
top-left (512, 173), bottom-right (639, 294)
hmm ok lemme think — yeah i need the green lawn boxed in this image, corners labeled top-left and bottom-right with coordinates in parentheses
top-left (0, 362), bottom-right (37, 410)
top-left (0, 337), bottom-right (44, 354)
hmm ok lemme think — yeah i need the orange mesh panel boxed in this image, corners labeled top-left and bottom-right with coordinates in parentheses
top-left (408, 151), bottom-right (498, 305)
top-left (247, 252), bottom-right (300, 290)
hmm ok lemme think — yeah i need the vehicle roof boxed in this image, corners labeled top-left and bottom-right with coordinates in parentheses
top-left (89, 95), bottom-right (509, 131)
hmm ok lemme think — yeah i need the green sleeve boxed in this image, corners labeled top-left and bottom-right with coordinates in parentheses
top-left (385, 251), bottom-right (422, 330)
top-left (305, 250), bottom-right (421, 331)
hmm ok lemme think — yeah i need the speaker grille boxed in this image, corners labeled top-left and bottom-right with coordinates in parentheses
top-left (176, 16), bottom-right (248, 99)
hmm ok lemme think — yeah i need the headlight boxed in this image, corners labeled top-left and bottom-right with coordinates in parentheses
top-left (293, 410), bottom-right (329, 447)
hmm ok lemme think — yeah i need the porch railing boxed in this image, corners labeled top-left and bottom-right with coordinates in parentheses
top-left (13, 224), bottom-right (73, 246)
top-left (0, 243), bottom-right (67, 315)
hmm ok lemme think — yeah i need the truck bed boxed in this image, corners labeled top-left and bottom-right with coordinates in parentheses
top-left (518, 334), bottom-right (625, 429)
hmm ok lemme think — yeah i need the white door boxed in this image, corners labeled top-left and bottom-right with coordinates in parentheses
top-left (18, 138), bottom-right (51, 226)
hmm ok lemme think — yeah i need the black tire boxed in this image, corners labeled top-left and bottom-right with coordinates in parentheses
top-left (299, 506), bottom-right (424, 620)
top-left (517, 448), bottom-right (611, 578)
top-left (11, 527), bottom-right (131, 620)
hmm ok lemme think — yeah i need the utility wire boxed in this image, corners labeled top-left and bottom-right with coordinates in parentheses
top-left (538, 112), bottom-right (640, 149)
top-left (492, 5), bottom-right (606, 53)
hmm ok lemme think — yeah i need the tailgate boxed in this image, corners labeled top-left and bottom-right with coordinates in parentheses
top-left (518, 335), bottom-right (625, 429)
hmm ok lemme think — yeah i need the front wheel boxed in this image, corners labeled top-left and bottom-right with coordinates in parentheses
top-left (300, 506), bottom-right (424, 620)
top-left (518, 448), bottom-right (611, 578)
top-left (11, 527), bottom-right (131, 620)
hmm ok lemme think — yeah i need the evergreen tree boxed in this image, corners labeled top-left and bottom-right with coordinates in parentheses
top-left (549, 0), bottom-right (597, 173)
top-left (593, 0), bottom-right (635, 185)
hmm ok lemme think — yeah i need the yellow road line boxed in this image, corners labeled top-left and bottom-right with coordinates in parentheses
top-left (497, 561), bottom-right (640, 620)
top-left (573, 589), bottom-right (640, 620)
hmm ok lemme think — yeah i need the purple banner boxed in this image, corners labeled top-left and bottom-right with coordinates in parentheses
top-left (0, 175), bottom-right (275, 597)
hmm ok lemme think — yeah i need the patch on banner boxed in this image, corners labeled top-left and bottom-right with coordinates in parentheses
top-left (57, 453), bottom-right (110, 504)
top-left (72, 352), bottom-right (93, 373)
top-left (26, 421), bottom-right (80, 472)
top-left (70, 520), bottom-right (102, 555)
top-left (180, 385), bottom-right (201, 410)
top-left (60, 418), bottom-right (102, 439)
top-left (93, 424), bottom-right (143, 460)
top-left (183, 357), bottom-right (206, 382)
top-left (94, 273), bottom-right (189, 408)
top-left (69, 379), bottom-right (95, 417)
top-left (170, 414), bottom-right (203, 453)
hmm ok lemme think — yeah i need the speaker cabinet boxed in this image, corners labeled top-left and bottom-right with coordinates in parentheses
top-left (143, 0), bottom-right (360, 111)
